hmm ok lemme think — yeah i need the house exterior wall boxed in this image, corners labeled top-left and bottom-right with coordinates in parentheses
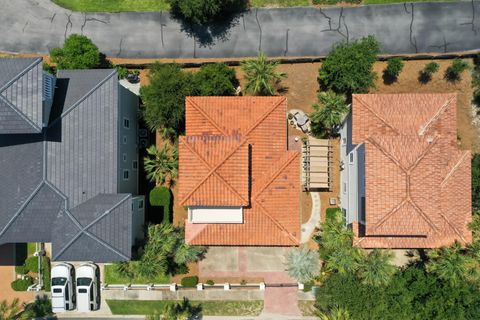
top-left (131, 195), bottom-right (145, 244)
top-left (117, 85), bottom-right (139, 195)
top-left (340, 113), bottom-right (365, 225)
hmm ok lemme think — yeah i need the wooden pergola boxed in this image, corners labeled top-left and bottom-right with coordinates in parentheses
top-left (302, 137), bottom-right (332, 190)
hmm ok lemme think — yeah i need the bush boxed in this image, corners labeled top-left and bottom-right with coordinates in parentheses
top-left (167, 0), bottom-right (245, 25)
top-left (313, 0), bottom-right (360, 4)
top-left (326, 207), bottom-right (341, 222)
top-left (445, 58), bottom-right (469, 81)
top-left (50, 34), bottom-right (100, 70)
top-left (149, 187), bottom-right (172, 221)
top-left (15, 264), bottom-right (28, 275)
top-left (206, 279), bottom-right (215, 285)
top-left (419, 61), bottom-right (440, 83)
top-left (25, 256), bottom-right (39, 274)
top-left (181, 276), bottom-right (199, 287)
top-left (318, 35), bottom-right (380, 95)
top-left (21, 295), bottom-right (52, 319)
top-left (384, 57), bottom-right (404, 79)
top-left (116, 65), bottom-right (129, 79)
top-left (194, 63), bottom-right (239, 96)
top-left (11, 277), bottom-right (33, 291)
top-left (42, 257), bottom-right (51, 291)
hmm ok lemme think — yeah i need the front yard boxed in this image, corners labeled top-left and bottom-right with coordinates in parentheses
top-left (107, 299), bottom-right (264, 316)
top-left (104, 263), bottom-right (170, 284)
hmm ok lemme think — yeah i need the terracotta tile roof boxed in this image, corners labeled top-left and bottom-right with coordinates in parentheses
top-left (179, 96), bottom-right (300, 246)
top-left (351, 94), bottom-right (472, 248)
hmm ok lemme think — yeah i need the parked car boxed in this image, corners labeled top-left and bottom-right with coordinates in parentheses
top-left (76, 263), bottom-right (100, 312)
top-left (51, 263), bottom-right (76, 312)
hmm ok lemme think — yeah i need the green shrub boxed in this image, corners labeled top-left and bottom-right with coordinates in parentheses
top-left (319, 36), bottom-right (379, 94)
top-left (25, 256), bottom-right (39, 274)
top-left (194, 63), bottom-right (239, 96)
top-left (384, 57), bottom-right (404, 79)
top-left (11, 276), bottom-right (33, 291)
top-left (116, 65), bottom-right (128, 79)
top-left (326, 207), bottom-right (341, 222)
top-left (206, 279), bottom-right (215, 285)
top-left (419, 61), bottom-right (440, 83)
top-left (22, 295), bottom-right (52, 318)
top-left (15, 264), bottom-right (28, 275)
top-left (445, 58), bottom-right (469, 81)
top-left (181, 276), bottom-right (199, 287)
top-left (42, 257), bottom-right (51, 291)
top-left (313, 0), bottom-right (360, 3)
top-left (149, 187), bottom-right (171, 222)
top-left (303, 281), bottom-right (314, 292)
top-left (50, 34), bottom-right (100, 70)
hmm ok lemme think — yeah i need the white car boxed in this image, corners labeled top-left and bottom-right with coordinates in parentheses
top-left (76, 263), bottom-right (100, 312)
top-left (51, 263), bottom-right (76, 312)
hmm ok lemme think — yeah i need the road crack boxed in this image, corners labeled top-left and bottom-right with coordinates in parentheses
top-left (81, 13), bottom-right (108, 34)
top-left (320, 8), bottom-right (348, 41)
top-left (460, 0), bottom-right (477, 35)
top-left (64, 13), bottom-right (72, 40)
top-left (255, 8), bottom-right (262, 52)
top-left (429, 36), bottom-right (451, 53)
top-left (408, 3), bottom-right (418, 53)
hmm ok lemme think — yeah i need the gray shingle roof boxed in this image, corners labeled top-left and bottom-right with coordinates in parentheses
top-left (0, 60), bottom-right (134, 262)
top-left (0, 58), bottom-right (43, 133)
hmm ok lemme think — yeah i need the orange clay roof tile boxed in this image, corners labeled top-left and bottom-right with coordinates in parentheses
top-left (352, 93), bottom-right (472, 248)
top-left (179, 96), bottom-right (300, 246)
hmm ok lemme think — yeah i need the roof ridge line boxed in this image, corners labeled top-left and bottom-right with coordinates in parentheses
top-left (85, 194), bottom-right (132, 230)
top-left (0, 58), bottom-right (42, 93)
top-left (355, 96), bottom-right (399, 136)
top-left (406, 136), bottom-right (439, 172)
top-left (437, 210), bottom-right (467, 242)
top-left (254, 199), bottom-right (299, 245)
top-left (441, 151), bottom-right (469, 187)
top-left (188, 98), bottom-right (229, 136)
top-left (0, 181), bottom-right (45, 237)
top-left (49, 69), bottom-right (117, 128)
top-left (408, 199), bottom-right (439, 232)
top-left (179, 138), bottom-right (248, 206)
top-left (418, 96), bottom-right (455, 136)
top-left (366, 137), bottom-right (406, 171)
top-left (179, 98), bottom-right (284, 205)
top-left (370, 198), bottom-right (407, 232)
top-left (0, 94), bottom-right (42, 132)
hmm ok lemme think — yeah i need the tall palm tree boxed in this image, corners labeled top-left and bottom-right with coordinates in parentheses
top-left (310, 91), bottom-right (349, 138)
top-left (358, 249), bottom-right (396, 286)
top-left (325, 247), bottom-right (362, 275)
top-left (286, 247), bottom-right (321, 283)
top-left (241, 52), bottom-right (287, 95)
top-left (317, 306), bottom-right (351, 320)
top-left (144, 143), bottom-right (178, 186)
top-left (426, 241), bottom-right (473, 286)
top-left (0, 298), bottom-right (20, 320)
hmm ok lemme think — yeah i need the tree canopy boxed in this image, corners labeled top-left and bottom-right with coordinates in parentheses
top-left (241, 53), bottom-right (287, 96)
top-left (167, 0), bottom-right (245, 25)
top-left (310, 91), bottom-right (348, 138)
top-left (286, 247), bottom-right (320, 283)
top-left (195, 63), bottom-right (239, 96)
top-left (50, 34), bottom-right (100, 70)
top-left (318, 35), bottom-right (380, 95)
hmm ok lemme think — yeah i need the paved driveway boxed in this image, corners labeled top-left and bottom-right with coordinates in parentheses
top-left (1, 0), bottom-right (479, 58)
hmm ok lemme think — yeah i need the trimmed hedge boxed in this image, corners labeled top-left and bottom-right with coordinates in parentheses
top-left (11, 276), bottom-right (33, 291)
top-left (42, 257), bottom-right (51, 291)
top-left (25, 256), bottom-right (39, 273)
top-left (15, 264), bottom-right (28, 275)
top-left (149, 187), bottom-right (171, 222)
top-left (181, 276), bottom-right (199, 287)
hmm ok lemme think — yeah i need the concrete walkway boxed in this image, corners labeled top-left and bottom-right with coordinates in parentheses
top-left (301, 192), bottom-right (321, 243)
top-left (1, 0), bottom-right (480, 58)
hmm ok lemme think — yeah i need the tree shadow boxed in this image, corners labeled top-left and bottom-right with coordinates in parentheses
top-left (382, 71), bottom-right (397, 85)
top-left (171, 1), bottom-right (248, 48)
top-left (417, 71), bottom-right (432, 84)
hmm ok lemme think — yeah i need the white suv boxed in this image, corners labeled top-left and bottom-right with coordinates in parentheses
top-left (51, 263), bottom-right (76, 312)
top-left (76, 263), bottom-right (100, 312)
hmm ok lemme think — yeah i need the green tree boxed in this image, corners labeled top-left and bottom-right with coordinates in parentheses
top-left (140, 63), bottom-right (195, 136)
top-left (194, 63), bottom-right (239, 96)
top-left (358, 249), bottom-right (396, 286)
top-left (317, 306), bottom-right (351, 320)
top-left (310, 91), bottom-right (348, 138)
top-left (144, 144), bottom-right (178, 186)
top-left (19, 295), bottom-right (52, 320)
top-left (445, 58), bottom-right (469, 82)
top-left (168, 0), bottom-right (244, 25)
top-left (50, 34), bottom-right (100, 70)
top-left (241, 52), bottom-right (287, 96)
top-left (419, 61), bottom-right (440, 83)
top-left (469, 212), bottom-right (480, 239)
top-left (0, 298), bottom-right (20, 320)
top-left (286, 247), bottom-right (320, 283)
top-left (318, 35), bottom-right (379, 94)
top-left (472, 154), bottom-right (480, 211)
top-left (146, 298), bottom-right (201, 320)
top-left (426, 241), bottom-right (477, 286)
top-left (384, 57), bottom-right (404, 79)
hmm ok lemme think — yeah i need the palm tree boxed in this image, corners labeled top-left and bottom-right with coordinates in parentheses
top-left (358, 249), bottom-right (396, 286)
top-left (286, 247), bottom-right (321, 283)
top-left (144, 144), bottom-right (178, 186)
top-left (146, 298), bottom-right (201, 320)
top-left (310, 91), bottom-right (349, 138)
top-left (325, 247), bottom-right (362, 275)
top-left (0, 298), bottom-right (20, 320)
top-left (426, 241), bottom-right (473, 286)
top-left (241, 52), bottom-right (287, 95)
top-left (316, 306), bottom-right (351, 320)
top-left (174, 243), bottom-right (207, 266)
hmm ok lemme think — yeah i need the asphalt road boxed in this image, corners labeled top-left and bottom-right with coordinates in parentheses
top-left (1, 0), bottom-right (479, 58)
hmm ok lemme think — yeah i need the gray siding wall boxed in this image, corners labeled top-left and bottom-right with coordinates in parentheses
top-left (131, 196), bottom-right (145, 244)
top-left (340, 113), bottom-right (365, 225)
top-left (117, 85), bottom-right (139, 195)
top-left (47, 76), bottom-right (118, 208)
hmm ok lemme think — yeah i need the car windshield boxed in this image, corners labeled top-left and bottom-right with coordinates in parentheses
top-left (77, 277), bottom-right (92, 286)
top-left (51, 277), bottom-right (67, 286)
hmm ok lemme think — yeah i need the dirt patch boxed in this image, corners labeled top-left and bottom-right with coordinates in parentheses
top-left (301, 191), bottom-right (313, 224)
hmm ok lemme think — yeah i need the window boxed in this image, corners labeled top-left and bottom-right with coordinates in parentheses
top-left (138, 199), bottom-right (144, 209)
top-left (343, 182), bottom-right (347, 194)
top-left (123, 118), bottom-right (130, 129)
top-left (123, 153), bottom-right (127, 162)
top-left (349, 152), bottom-right (354, 164)
top-left (123, 136), bottom-right (127, 144)
top-left (132, 160), bottom-right (138, 170)
top-left (123, 170), bottom-right (129, 181)
top-left (360, 196), bottom-right (366, 222)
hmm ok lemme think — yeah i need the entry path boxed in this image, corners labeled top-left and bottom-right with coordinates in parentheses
top-left (1, 0), bottom-right (480, 58)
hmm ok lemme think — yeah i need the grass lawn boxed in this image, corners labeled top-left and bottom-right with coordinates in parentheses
top-left (27, 243), bottom-right (36, 256)
top-left (104, 263), bottom-right (170, 284)
top-left (51, 0), bottom-right (170, 12)
top-left (364, 0), bottom-right (455, 4)
top-left (107, 300), bottom-right (264, 316)
top-left (251, 0), bottom-right (310, 6)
